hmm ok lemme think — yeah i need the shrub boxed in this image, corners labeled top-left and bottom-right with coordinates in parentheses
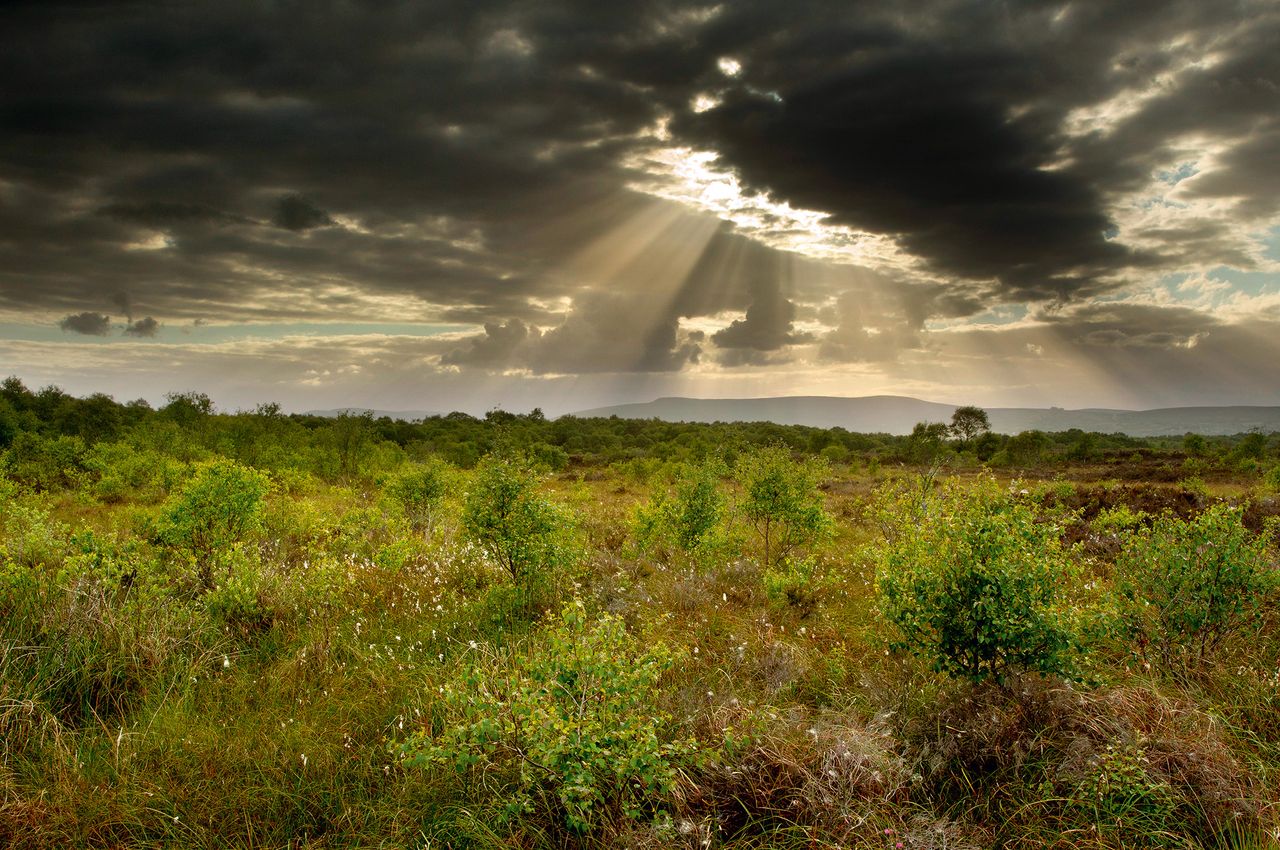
top-left (762, 555), bottom-right (827, 615)
top-left (876, 478), bottom-right (1083, 684)
top-left (529, 442), bottom-right (570, 473)
top-left (1069, 743), bottom-right (1177, 841)
top-left (1262, 463), bottom-right (1280, 493)
top-left (158, 459), bottom-right (270, 590)
top-left (632, 458), bottom-right (729, 567)
top-left (84, 441), bottom-right (186, 504)
top-left (736, 445), bottom-right (832, 569)
top-left (2, 432), bottom-right (89, 490)
top-left (384, 459), bottom-right (450, 533)
top-left (203, 545), bottom-right (276, 637)
top-left (401, 602), bottom-right (693, 835)
top-left (1116, 503), bottom-right (1274, 665)
top-left (462, 452), bottom-right (572, 610)
top-left (1, 499), bottom-right (68, 570)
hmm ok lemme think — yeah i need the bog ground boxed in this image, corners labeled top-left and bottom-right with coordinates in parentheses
top-left (2, 382), bottom-right (1279, 849)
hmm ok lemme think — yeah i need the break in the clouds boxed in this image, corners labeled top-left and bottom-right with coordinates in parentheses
top-left (1, 0), bottom-right (1278, 411)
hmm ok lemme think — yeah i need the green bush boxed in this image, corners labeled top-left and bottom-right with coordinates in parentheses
top-left (85, 441), bottom-right (187, 504)
top-left (1069, 743), bottom-right (1177, 842)
top-left (384, 459), bottom-right (450, 533)
top-left (401, 601), bottom-right (693, 835)
top-left (1116, 503), bottom-right (1274, 665)
top-left (1262, 463), bottom-right (1280, 493)
top-left (736, 445), bottom-right (832, 569)
top-left (158, 459), bottom-right (271, 590)
top-left (632, 458), bottom-right (729, 567)
top-left (1, 498), bottom-right (69, 570)
top-left (762, 555), bottom-right (828, 615)
top-left (2, 431), bottom-right (89, 490)
top-left (462, 452), bottom-right (572, 610)
top-left (876, 478), bottom-right (1083, 683)
top-left (57, 530), bottom-right (158, 602)
top-left (203, 545), bottom-right (276, 637)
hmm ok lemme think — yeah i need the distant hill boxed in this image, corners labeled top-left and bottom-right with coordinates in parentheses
top-left (574, 396), bottom-right (1280, 437)
top-left (304, 408), bottom-right (440, 421)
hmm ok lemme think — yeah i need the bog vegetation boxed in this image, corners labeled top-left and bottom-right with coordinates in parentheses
top-left (2, 377), bottom-right (1279, 849)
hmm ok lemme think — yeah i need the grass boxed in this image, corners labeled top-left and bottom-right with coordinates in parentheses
top-left (3, 458), bottom-right (1280, 849)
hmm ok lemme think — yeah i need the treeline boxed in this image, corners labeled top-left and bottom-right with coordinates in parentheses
top-left (2, 377), bottom-right (1278, 489)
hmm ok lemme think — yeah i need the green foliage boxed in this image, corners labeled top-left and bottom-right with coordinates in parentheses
top-left (1232, 431), bottom-right (1267, 463)
top-left (84, 441), bottom-right (187, 503)
top-left (324, 411), bottom-right (374, 479)
top-left (633, 458), bottom-right (729, 567)
top-left (203, 545), bottom-right (275, 636)
top-left (949, 405), bottom-right (991, 446)
top-left (57, 530), bottom-right (159, 602)
top-left (384, 459), bottom-right (450, 533)
top-left (1116, 503), bottom-right (1274, 664)
top-left (160, 390), bottom-right (214, 428)
top-left (1092, 504), bottom-right (1149, 534)
top-left (902, 421), bottom-right (951, 465)
top-left (528, 442), bottom-right (570, 473)
top-left (4, 377), bottom-right (1280, 850)
top-left (158, 459), bottom-right (271, 590)
top-left (1006, 429), bottom-right (1052, 466)
top-left (876, 478), bottom-right (1083, 683)
top-left (1070, 743), bottom-right (1177, 842)
top-left (462, 452), bottom-right (572, 608)
top-left (401, 602), bottom-right (692, 834)
top-left (0, 397), bottom-right (20, 449)
top-left (1, 498), bottom-right (68, 571)
top-left (2, 431), bottom-right (89, 490)
top-left (762, 555), bottom-right (827, 615)
top-left (737, 445), bottom-right (833, 569)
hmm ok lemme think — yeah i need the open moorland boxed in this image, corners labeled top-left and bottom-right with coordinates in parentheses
top-left (2, 380), bottom-right (1280, 849)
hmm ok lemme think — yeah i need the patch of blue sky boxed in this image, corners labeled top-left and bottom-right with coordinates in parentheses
top-left (1198, 266), bottom-right (1280, 297)
top-left (1264, 225), bottom-right (1280, 262)
top-left (1156, 162), bottom-right (1198, 186)
top-left (1149, 268), bottom-right (1279, 307)
top-left (926, 303), bottom-right (1027, 331)
top-left (0, 321), bottom-right (471, 345)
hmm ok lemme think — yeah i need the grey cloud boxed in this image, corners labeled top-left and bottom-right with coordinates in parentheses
top-left (0, 0), bottom-right (1276, 391)
top-left (123, 316), bottom-right (160, 337)
top-left (818, 288), bottom-right (922, 363)
top-left (711, 282), bottom-right (807, 351)
top-left (111, 291), bottom-right (134, 321)
top-left (527, 291), bottom-right (702, 374)
top-left (99, 201), bottom-right (247, 228)
top-left (441, 318), bottom-right (537, 368)
top-left (59, 312), bottom-right (112, 335)
top-left (1039, 302), bottom-right (1217, 350)
top-left (1179, 126), bottom-right (1280, 219)
top-left (273, 195), bottom-right (334, 231)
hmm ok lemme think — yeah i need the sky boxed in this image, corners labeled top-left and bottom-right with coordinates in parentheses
top-left (2, 0), bottom-right (1279, 415)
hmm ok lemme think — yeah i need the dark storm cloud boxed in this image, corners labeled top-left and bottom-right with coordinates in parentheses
top-left (273, 195), bottom-right (334, 232)
top-left (0, 0), bottom-right (1276, 377)
top-left (58, 312), bottom-right (111, 336)
top-left (99, 201), bottom-right (249, 228)
top-left (674, 0), bottom-right (1279, 298)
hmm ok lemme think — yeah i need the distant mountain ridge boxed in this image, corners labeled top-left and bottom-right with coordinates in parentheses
top-left (573, 396), bottom-right (1280, 437)
top-left (304, 408), bottom-right (440, 420)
